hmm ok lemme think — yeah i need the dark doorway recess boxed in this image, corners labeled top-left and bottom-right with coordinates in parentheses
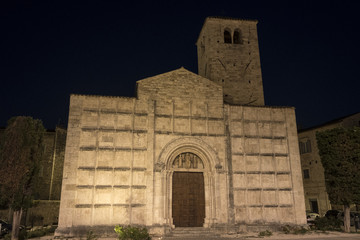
top-left (172, 171), bottom-right (205, 227)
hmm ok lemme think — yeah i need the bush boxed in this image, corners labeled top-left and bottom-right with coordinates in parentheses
top-left (27, 225), bottom-right (57, 238)
top-left (114, 225), bottom-right (151, 240)
top-left (281, 225), bottom-right (309, 235)
top-left (258, 230), bottom-right (272, 237)
top-left (86, 230), bottom-right (98, 240)
top-left (313, 217), bottom-right (342, 231)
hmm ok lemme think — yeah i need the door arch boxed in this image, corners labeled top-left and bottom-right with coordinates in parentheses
top-left (157, 137), bottom-right (219, 228)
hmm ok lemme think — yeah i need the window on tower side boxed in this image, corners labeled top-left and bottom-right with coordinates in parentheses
top-left (224, 30), bottom-right (231, 43)
top-left (233, 30), bottom-right (243, 44)
top-left (303, 169), bottom-right (310, 179)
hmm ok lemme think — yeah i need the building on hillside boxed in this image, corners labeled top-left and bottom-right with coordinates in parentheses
top-left (56, 17), bottom-right (306, 237)
top-left (0, 126), bottom-right (66, 226)
top-left (298, 112), bottom-right (360, 216)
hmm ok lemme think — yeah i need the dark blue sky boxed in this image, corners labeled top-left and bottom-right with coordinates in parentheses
top-left (1, 1), bottom-right (359, 129)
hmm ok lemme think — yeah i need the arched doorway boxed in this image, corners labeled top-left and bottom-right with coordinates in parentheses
top-left (171, 153), bottom-right (205, 227)
top-left (157, 137), bottom-right (219, 229)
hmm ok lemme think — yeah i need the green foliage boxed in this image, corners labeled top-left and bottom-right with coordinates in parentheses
top-left (86, 230), bottom-right (98, 240)
top-left (316, 127), bottom-right (360, 206)
top-left (114, 225), bottom-right (151, 240)
top-left (0, 116), bottom-right (45, 211)
top-left (281, 225), bottom-right (308, 235)
top-left (258, 230), bottom-right (272, 237)
top-left (27, 226), bottom-right (57, 239)
top-left (313, 217), bottom-right (342, 231)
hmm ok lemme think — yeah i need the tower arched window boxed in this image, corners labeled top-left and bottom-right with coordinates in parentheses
top-left (233, 30), bottom-right (243, 44)
top-left (224, 30), bottom-right (232, 44)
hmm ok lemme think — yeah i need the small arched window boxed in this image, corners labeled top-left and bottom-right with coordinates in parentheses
top-left (224, 30), bottom-right (232, 43)
top-left (233, 30), bottom-right (243, 44)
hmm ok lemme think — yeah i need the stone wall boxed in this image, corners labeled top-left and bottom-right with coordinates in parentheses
top-left (228, 105), bottom-right (305, 226)
top-left (57, 69), bottom-right (306, 237)
top-left (196, 17), bottom-right (264, 106)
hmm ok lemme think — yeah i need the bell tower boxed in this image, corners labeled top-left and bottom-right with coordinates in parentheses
top-left (196, 17), bottom-right (265, 105)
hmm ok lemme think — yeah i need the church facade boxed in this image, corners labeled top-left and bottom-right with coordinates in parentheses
top-left (56, 17), bottom-right (306, 237)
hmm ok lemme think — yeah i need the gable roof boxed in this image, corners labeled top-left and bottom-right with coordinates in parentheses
top-left (136, 67), bottom-right (223, 101)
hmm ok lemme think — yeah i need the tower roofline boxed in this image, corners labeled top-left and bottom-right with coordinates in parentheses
top-left (196, 16), bottom-right (258, 45)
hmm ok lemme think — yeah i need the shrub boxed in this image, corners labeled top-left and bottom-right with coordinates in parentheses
top-left (281, 225), bottom-right (309, 235)
top-left (258, 230), bottom-right (272, 237)
top-left (114, 225), bottom-right (151, 240)
top-left (313, 217), bottom-right (342, 231)
top-left (86, 230), bottom-right (98, 240)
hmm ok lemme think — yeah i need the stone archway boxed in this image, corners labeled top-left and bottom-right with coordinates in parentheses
top-left (156, 137), bottom-right (220, 228)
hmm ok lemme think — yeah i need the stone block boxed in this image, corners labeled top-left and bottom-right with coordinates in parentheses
top-left (258, 122), bottom-right (271, 137)
top-left (233, 174), bottom-right (246, 188)
top-left (208, 120), bottom-right (224, 135)
top-left (246, 155), bottom-right (260, 171)
top-left (263, 207), bottom-right (277, 223)
top-left (132, 207), bottom-right (146, 224)
top-left (259, 139), bottom-right (272, 154)
top-left (76, 189), bottom-right (93, 205)
top-left (155, 117), bottom-right (171, 132)
top-left (114, 171), bottom-right (130, 185)
top-left (276, 157), bottom-right (289, 172)
top-left (78, 151), bottom-right (96, 167)
top-left (114, 132), bottom-right (132, 148)
top-left (277, 174), bottom-right (291, 188)
top-left (232, 155), bottom-right (245, 171)
top-left (74, 208), bottom-right (92, 226)
top-left (95, 170), bottom-right (113, 185)
top-left (112, 206), bottom-right (130, 224)
top-left (192, 119), bottom-right (206, 134)
top-left (278, 191), bottom-right (292, 205)
top-left (244, 138), bottom-right (258, 153)
top-left (81, 111), bottom-right (98, 128)
top-left (77, 170), bottom-right (94, 186)
top-left (132, 189), bottom-right (146, 204)
top-left (98, 151), bottom-right (114, 167)
top-left (113, 188), bottom-right (130, 204)
top-left (133, 151), bottom-right (146, 168)
top-left (174, 118), bottom-right (189, 133)
top-left (99, 97), bottom-right (117, 111)
top-left (247, 174), bottom-right (260, 188)
top-left (231, 138), bottom-right (243, 153)
top-left (260, 156), bottom-right (274, 171)
top-left (116, 114), bottom-right (132, 130)
top-left (133, 133), bottom-right (147, 148)
top-left (248, 207), bottom-right (262, 222)
top-left (134, 115), bottom-right (147, 130)
top-left (133, 171), bottom-right (146, 185)
top-left (99, 132), bottom-right (115, 148)
top-left (95, 188), bottom-right (112, 204)
top-left (114, 151), bottom-right (131, 167)
top-left (80, 131), bottom-right (97, 147)
top-left (262, 174), bottom-right (276, 188)
top-left (99, 114), bottom-right (116, 128)
top-left (244, 122), bottom-right (257, 136)
top-left (93, 207), bottom-right (111, 225)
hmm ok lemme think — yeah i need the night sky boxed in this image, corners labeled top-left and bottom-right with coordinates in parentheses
top-left (1, 1), bottom-right (359, 130)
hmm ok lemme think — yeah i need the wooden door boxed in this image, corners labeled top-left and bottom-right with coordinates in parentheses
top-left (172, 172), bottom-right (205, 227)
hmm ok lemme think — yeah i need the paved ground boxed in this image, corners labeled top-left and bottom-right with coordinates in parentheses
top-left (31, 231), bottom-right (360, 240)
top-left (159, 231), bottom-right (360, 240)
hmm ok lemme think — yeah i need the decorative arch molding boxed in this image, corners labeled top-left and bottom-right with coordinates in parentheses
top-left (157, 137), bottom-right (220, 172)
top-left (156, 137), bottom-right (220, 228)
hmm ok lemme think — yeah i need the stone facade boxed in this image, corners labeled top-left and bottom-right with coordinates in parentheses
top-left (298, 112), bottom-right (360, 216)
top-left (56, 17), bottom-right (306, 237)
top-left (196, 17), bottom-right (264, 105)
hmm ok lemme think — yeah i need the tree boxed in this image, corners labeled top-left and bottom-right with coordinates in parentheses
top-left (316, 127), bottom-right (360, 232)
top-left (0, 116), bottom-right (45, 240)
